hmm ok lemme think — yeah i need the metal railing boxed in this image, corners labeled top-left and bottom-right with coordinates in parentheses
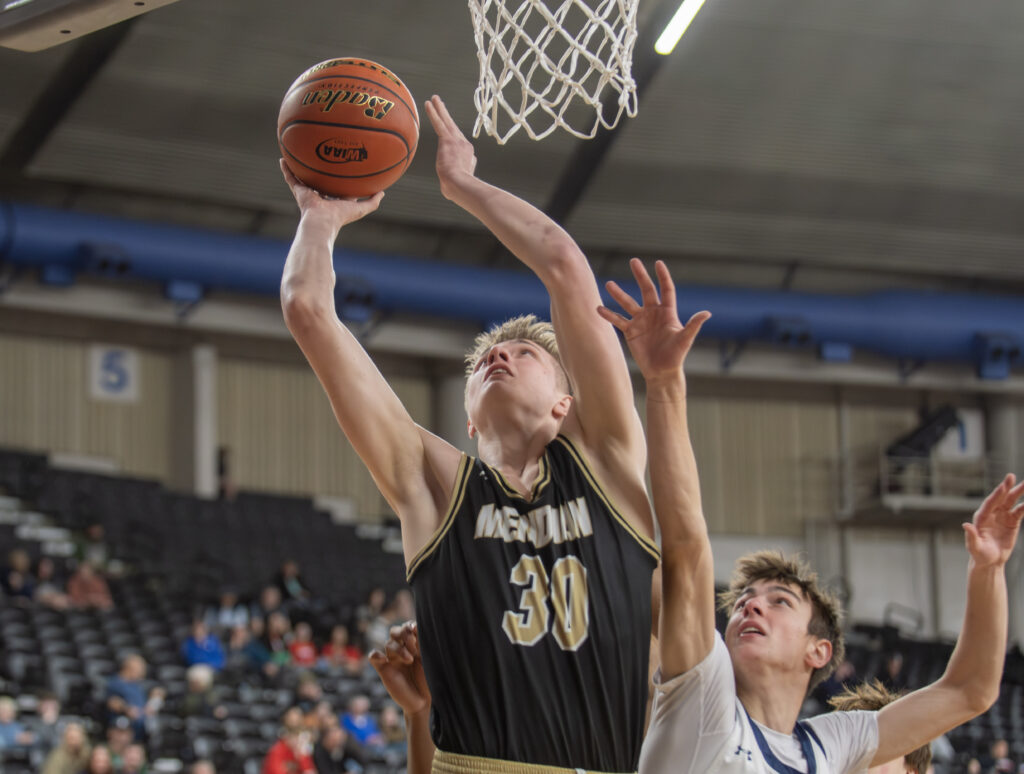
top-left (879, 453), bottom-right (1007, 501)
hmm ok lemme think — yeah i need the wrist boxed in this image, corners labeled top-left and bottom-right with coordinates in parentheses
top-left (441, 172), bottom-right (485, 206)
top-left (644, 374), bottom-right (688, 402)
top-left (405, 703), bottom-right (431, 723)
top-left (297, 211), bottom-right (342, 245)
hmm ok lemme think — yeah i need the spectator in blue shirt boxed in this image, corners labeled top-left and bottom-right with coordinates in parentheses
top-left (183, 620), bottom-right (226, 671)
top-left (340, 695), bottom-right (382, 749)
top-left (0, 695), bottom-right (34, 749)
top-left (105, 655), bottom-right (155, 740)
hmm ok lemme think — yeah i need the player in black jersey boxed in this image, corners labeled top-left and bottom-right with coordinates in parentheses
top-left (280, 94), bottom-right (658, 772)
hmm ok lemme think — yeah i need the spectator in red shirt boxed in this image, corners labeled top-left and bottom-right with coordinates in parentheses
top-left (289, 622), bottom-right (318, 667)
top-left (263, 708), bottom-right (314, 774)
top-left (320, 625), bottom-right (362, 674)
top-left (67, 561), bottom-right (113, 611)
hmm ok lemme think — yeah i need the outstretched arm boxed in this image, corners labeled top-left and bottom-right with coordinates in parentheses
top-left (279, 162), bottom-right (455, 551)
top-left (871, 474), bottom-right (1024, 765)
top-left (598, 259), bottom-right (713, 678)
top-left (425, 96), bottom-right (645, 480)
top-left (369, 622), bottom-right (434, 774)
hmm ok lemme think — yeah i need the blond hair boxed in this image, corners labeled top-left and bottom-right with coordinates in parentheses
top-left (464, 315), bottom-right (569, 391)
top-left (829, 680), bottom-right (931, 773)
top-left (718, 550), bottom-right (844, 693)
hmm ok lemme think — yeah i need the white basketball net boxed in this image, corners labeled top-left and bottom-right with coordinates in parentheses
top-left (469, 0), bottom-right (640, 143)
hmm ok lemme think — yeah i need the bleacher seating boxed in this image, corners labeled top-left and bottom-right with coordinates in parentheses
top-left (2, 445), bottom-right (1024, 772)
top-left (0, 446), bottom-right (409, 773)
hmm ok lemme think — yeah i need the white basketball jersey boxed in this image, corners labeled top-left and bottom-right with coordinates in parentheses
top-left (639, 634), bottom-right (878, 774)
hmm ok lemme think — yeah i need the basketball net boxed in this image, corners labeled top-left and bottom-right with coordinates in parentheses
top-left (468, 0), bottom-right (640, 143)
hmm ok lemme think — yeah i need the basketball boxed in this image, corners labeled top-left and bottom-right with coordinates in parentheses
top-left (277, 58), bottom-right (419, 198)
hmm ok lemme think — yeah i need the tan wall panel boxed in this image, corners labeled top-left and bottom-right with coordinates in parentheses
top-left (0, 331), bottom-right (172, 479)
top-left (217, 356), bottom-right (431, 517)
top-left (641, 383), bottom-right (839, 537)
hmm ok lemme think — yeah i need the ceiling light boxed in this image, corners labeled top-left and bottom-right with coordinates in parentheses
top-left (654, 0), bottom-right (707, 55)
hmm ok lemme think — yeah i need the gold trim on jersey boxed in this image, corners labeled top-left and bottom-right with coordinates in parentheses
top-left (488, 450), bottom-right (551, 502)
top-left (406, 454), bottom-right (472, 581)
top-left (553, 435), bottom-right (660, 562)
top-left (432, 750), bottom-right (635, 774)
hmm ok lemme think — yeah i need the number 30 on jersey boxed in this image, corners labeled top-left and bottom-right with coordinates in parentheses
top-left (502, 555), bottom-right (589, 651)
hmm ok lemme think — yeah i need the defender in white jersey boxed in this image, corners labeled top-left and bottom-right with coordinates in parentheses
top-left (597, 259), bottom-right (1024, 774)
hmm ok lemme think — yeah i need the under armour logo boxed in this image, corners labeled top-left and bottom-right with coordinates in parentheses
top-left (734, 744), bottom-right (753, 762)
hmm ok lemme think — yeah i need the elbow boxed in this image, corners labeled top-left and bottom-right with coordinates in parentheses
top-left (544, 240), bottom-right (591, 287)
top-left (965, 684), bottom-right (999, 716)
top-left (281, 284), bottom-right (334, 333)
top-left (944, 675), bottom-right (1001, 718)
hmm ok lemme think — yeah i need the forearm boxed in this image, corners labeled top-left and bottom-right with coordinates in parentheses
top-left (645, 376), bottom-right (706, 547)
top-left (280, 214), bottom-right (340, 311)
top-left (404, 707), bottom-right (435, 774)
top-left (939, 560), bottom-right (1006, 709)
top-left (445, 176), bottom-right (584, 286)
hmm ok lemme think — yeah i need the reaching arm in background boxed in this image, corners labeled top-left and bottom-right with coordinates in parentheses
top-left (369, 621), bottom-right (434, 774)
top-left (871, 474), bottom-right (1024, 765)
top-left (598, 258), bottom-right (713, 678)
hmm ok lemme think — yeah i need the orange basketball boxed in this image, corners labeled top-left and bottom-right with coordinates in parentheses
top-left (278, 58), bottom-right (419, 198)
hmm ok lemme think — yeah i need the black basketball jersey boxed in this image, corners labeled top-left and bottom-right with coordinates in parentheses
top-left (407, 435), bottom-right (659, 772)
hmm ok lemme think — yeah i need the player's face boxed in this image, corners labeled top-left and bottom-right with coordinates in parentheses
top-left (465, 339), bottom-right (569, 431)
top-left (724, 579), bottom-right (826, 681)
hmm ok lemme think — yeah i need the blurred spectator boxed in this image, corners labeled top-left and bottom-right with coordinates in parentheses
top-left (295, 673), bottom-right (323, 715)
top-left (82, 744), bottom-right (115, 774)
top-left (34, 557), bottom-right (71, 610)
top-left (321, 625), bottom-right (363, 674)
top-left (74, 523), bottom-right (110, 573)
top-left (252, 586), bottom-right (284, 621)
top-left (183, 620), bottom-right (226, 671)
top-left (67, 561), bottom-right (113, 611)
top-left (263, 708), bottom-right (315, 774)
top-left (356, 589), bottom-right (386, 631)
top-left (265, 611), bottom-right (293, 668)
top-left (313, 724), bottom-right (364, 774)
top-left (365, 591), bottom-right (414, 653)
top-left (379, 704), bottom-right (406, 757)
top-left (812, 658), bottom-right (855, 705)
top-left (224, 624), bottom-right (254, 679)
top-left (179, 664), bottom-right (228, 720)
top-left (880, 651), bottom-right (906, 692)
top-left (1, 548), bottom-right (36, 605)
top-left (105, 716), bottom-right (134, 768)
top-left (274, 559), bottom-right (313, 609)
top-left (120, 743), bottom-right (148, 774)
top-left (27, 691), bottom-right (62, 754)
top-left (41, 722), bottom-right (91, 774)
top-left (391, 590), bottom-right (414, 622)
top-left (290, 622), bottom-right (319, 668)
top-left (105, 655), bottom-right (160, 740)
top-left (989, 739), bottom-right (1016, 773)
top-left (230, 619), bottom-right (280, 683)
top-left (966, 760), bottom-right (982, 774)
top-left (190, 760), bottom-right (216, 774)
top-left (340, 695), bottom-right (382, 749)
top-left (308, 701), bottom-right (336, 734)
top-left (0, 695), bottom-right (35, 749)
top-left (204, 590), bottom-right (248, 635)
top-left (364, 610), bottom-right (391, 654)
